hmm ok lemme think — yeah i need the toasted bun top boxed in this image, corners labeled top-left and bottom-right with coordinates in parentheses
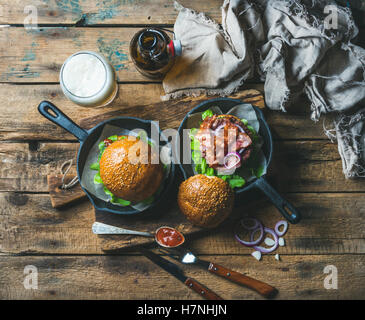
top-left (177, 175), bottom-right (234, 228)
top-left (99, 137), bottom-right (164, 203)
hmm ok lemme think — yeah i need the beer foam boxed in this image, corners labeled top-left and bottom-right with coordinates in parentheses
top-left (62, 53), bottom-right (106, 98)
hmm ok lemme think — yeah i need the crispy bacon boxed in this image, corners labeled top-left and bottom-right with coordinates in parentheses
top-left (196, 114), bottom-right (253, 169)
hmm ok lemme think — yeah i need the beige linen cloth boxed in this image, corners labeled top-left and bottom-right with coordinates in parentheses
top-left (163, 0), bottom-right (365, 178)
top-left (163, 0), bottom-right (264, 98)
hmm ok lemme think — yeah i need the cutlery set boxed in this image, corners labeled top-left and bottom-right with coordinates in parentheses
top-left (94, 222), bottom-right (277, 300)
top-left (158, 247), bottom-right (277, 299)
top-left (140, 248), bottom-right (223, 300)
top-left (141, 248), bottom-right (277, 300)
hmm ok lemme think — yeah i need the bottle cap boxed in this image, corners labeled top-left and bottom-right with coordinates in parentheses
top-left (173, 40), bottom-right (182, 56)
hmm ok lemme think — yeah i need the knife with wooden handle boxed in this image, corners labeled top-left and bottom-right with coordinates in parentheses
top-left (140, 248), bottom-right (223, 300)
top-left (207, 262), bottom-right (277, 298)
top-left (184, 278), bottom-right (223, 300)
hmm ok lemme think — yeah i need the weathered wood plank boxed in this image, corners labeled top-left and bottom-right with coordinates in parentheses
top-left (0, 27), bottom-right (141, 82)
top-left (0, 142), bottom-right (78, 192)
top-left (0, 0), bottom-right (222, 25)
top-left (0, 254), bottom-right (363, 299)
top-left (0, 83), bottom-right (164, 141)
top-left (0, 83), bottom-right (328, 141)
top-left (1, 0), bottom-right (364, 29)
top-left (0, 192), bottom-right (364, 255)
top-left (0, 192), bottom-right (100, 255)
top-left (78, 88), bottom-right (265, 127)
top-left (0, 141), bottom-right (363, 193)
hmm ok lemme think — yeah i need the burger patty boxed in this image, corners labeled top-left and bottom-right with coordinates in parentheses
top-left (196, 114), bottom-right (253, 169)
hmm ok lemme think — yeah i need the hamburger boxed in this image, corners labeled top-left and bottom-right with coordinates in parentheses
top-left (178, 175), bottom-right (234, 228)
top-left (195, 114), bottom-right (254, 171)
top-left (93, 135), bottom-right (164, 204)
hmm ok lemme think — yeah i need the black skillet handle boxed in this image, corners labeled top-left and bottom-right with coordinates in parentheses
top-left (38, 101), bottom-right (88, 142)
top-left (255, 177), bottom-right (301, 224)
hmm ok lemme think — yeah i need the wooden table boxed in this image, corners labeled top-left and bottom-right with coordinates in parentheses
top-left (0, 1), bottom-right (364, 300)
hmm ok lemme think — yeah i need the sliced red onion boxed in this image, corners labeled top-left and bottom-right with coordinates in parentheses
top-left (214, 123), bottom-right (245, 134)
top-left (240, 217), bottom-right (261, 231)
top-left (251, 227), bottom-right (278, 253)
top-left (234, 123), bottom-right (245, 133)
top-left (275, 220), bottom-right (288, 237)
top-left (214, 125), bottom-right (225, 135)
top-left (224, 152), bottom-right (241, 169)
top-left (235, 219), bottom-right (264, 247)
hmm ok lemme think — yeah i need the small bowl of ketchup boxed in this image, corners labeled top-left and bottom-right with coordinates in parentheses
top-left (155, 226), bottom-right (185, 248)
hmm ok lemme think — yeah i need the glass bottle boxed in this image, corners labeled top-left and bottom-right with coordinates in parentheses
top-left (130, 28), bottom-right (182, 80)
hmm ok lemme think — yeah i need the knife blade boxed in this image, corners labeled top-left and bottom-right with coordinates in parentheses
top-left (139, 248), bottom-right (223, 300)
top-left (160, 247), bottom-right (277, 298)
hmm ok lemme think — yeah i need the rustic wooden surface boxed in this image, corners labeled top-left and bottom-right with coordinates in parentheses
top-left (0, 1), bottom-right (364, 300)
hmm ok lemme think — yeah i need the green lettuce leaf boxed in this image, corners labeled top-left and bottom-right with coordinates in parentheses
top-left (111, 196), bottom-right (131, 206)
top-left (228, 176), bottom-right (245, 188)
top-left (93, 172), bottom-right (103, 184)
top-left (90, 162), bottom-right (100, 171)
top-left (108, 135), bottom-right (118, 141)
top-left (202, 109), bottom-right (213, 120)
top-left (192, 151), bottom-right (202, 164)
top-left (200, 158), bottom-right (207, 174)
top-left (206, 167), bottom-right (215, 176)
top-left (191, 138), bottom-right (200, 151)
top-left (189, 128), bottom-right (198, 139)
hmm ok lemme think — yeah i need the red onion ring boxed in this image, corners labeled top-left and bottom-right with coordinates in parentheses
top-left (214, 123), bottom-right (245, 135)
top-left (251, 227), bottom-right (278, 253)
top-left (234, 123), bottom-right (245, 133)
top-left (214, 124), bottom-right (225, 134)
top-left (275, 220), bottom-right (288, 237)
top-left (240, 217), bottom-right (261, 230)
top-left (235, 219), bottom-right (264, 247)
top-left (224, 152), bottom-right (241, 169)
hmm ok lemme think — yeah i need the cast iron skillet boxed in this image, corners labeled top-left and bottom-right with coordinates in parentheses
top-left (38, 101), bottom-right (175, 215)
top-left (177, 98), bottom-right (301, 224)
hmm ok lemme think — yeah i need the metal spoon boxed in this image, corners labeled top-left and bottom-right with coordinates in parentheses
top-left (92, 222), bottom-right (185, 248)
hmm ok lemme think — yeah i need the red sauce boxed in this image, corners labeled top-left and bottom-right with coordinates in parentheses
top-left (155, 227), bottom-right (184, 247)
